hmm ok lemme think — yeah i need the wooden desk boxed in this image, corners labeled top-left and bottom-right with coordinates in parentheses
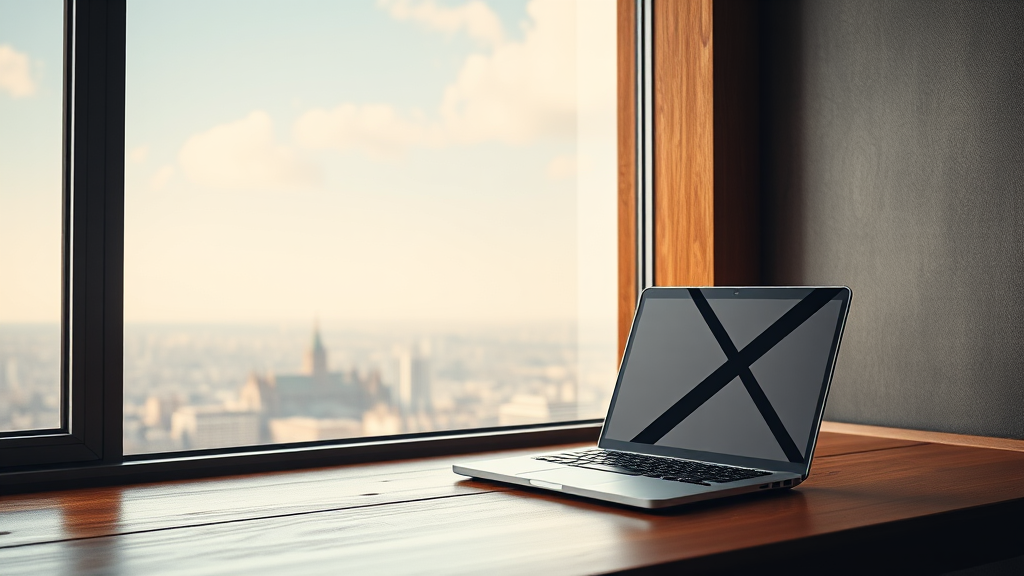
top-left (2, 431), bottom-right (1024, 575)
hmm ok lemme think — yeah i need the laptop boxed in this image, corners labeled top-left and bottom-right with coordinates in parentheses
top-left (453, 286), bottom-right (852, 509)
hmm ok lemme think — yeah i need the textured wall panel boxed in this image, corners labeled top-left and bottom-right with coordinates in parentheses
top-left (760, 1), bottom-right (1024, 438)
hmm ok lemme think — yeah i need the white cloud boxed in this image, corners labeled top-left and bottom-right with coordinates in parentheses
top-left (439, 0), bottom-right (576, 145)
top-left (0, 45), bottom-right (37, 98)
top-left (297, 0), bottom-right (576, 159)
top-left (378, 0), bottom-right (504, 48)
top-left (179, 111), bottom-right (321, 190)
top-left (294, 103), bottom-right (440, 160)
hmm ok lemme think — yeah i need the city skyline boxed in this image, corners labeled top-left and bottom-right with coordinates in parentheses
top-left (0, 0), bottom-right (619, 448)
top-left (119, 318), bottom-right (614, 453)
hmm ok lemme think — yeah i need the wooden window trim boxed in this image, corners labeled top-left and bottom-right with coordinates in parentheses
top-left (616, 0), bottom-right (638, 358)
top-left (617, 0), bottom-right (762, 354)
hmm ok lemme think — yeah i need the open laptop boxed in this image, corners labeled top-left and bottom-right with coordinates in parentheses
top-left (453, 286), bottom-right (852, 509)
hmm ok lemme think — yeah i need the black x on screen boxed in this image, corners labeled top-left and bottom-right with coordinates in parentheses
top-left (603, 289), bottom-right (845, 464)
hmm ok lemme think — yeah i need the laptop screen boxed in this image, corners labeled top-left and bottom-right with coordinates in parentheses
top-left (599, 287), bottom-right (851, 473)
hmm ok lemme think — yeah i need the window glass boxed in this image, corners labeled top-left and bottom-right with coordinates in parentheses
top-left (0, 0), bottom-right (64, 434)
top-left (123, 0), bottom-right (617, 454)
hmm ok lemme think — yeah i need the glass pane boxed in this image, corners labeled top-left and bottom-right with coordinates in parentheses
top-left (0, 0), bottom-right (64, 433)
top-left (123, 0), bottom-right (617, 454)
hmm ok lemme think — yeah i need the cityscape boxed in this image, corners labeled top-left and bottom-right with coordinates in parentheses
top-left (0, 324), bottom-right (61, 433)
top-left (0, 0), bottom-right (619, 456)
top-left (0, 322), bottom-right (617, 454)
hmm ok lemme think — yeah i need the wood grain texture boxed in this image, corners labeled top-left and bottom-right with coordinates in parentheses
top-left (654, 0), bottom-right (714, 286)
top-left (0, 445), bottom-right (559, 549)
top-left (3, 434), bottom-right (1024, 575)
top-left (0, 434), bottom-right (880, 548)
top-left (617, 0), bottom-right (638, 359)
top-left (822, 421), bottom-right (1024, 453)
top-left (0, 423), bottom-right (602, 495)
top-left (811, 430), bottom-right (921, 457)
top-left (2, 438), bottom-right (1024, 575)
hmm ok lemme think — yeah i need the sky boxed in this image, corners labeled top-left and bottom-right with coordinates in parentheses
top-left (0, 0), bottom-right (63, 326)
top-left (1, 0), bottom-right (616, 330)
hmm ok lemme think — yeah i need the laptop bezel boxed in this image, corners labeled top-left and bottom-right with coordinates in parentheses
top-left (596, 286), bottom-right (852, 476)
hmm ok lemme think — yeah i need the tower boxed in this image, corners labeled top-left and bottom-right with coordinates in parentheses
top-left (396, 341), bottom-right (432, 416)
top-left (303, 321), bottom-right (328, 378)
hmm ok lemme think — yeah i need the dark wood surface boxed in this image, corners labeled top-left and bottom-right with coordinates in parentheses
top-left (2, 431), bottom-right (1024, 575)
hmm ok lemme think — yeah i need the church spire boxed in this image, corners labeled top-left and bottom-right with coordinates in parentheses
top-left (303, 320), bottom-right (328, 377)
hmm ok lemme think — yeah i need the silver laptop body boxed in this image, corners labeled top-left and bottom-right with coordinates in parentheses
top-left (454, 286), bottom-right (853, 509)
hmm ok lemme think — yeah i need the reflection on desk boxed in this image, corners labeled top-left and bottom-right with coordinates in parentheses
top-left (1, 431), bottom-right (1023, 575)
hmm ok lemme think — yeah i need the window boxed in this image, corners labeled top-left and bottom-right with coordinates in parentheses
top-left (121, 0), bottom-right (618, 454)
top-left (0, 0), bottom-right (64, 436)
top-left (0, 0), bottom-right (625, 479)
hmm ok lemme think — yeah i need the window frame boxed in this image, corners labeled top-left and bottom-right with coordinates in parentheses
top-left (1, 0), bottom-right (635, 490)
top-left (0, 0), bottom-right (123, 470)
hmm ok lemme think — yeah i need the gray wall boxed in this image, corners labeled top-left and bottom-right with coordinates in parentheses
top-left (759, 1), bottom-right (1024, 438)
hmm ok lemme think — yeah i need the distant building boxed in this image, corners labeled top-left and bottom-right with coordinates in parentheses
top-left (498, 394), bottom-right (577, 426)
top-left (142, 395), bottom-right (180, 429)
top-left (170, 406), bottom-right (261, 450)
top-left (303, 322), bottom-right (329, 376)
top-left (238, 324), bottom-right (390, 439)
top-left (396, 342), bottom-right (432, 431)
top-left (362, 404), bottom-right (403, 436)
top-left (3, 358), bottom-right (19, 391)
top-left (269, 416), bottom-right (363, 444)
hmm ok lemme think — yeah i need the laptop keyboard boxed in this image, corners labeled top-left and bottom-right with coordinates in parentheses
top-left (534, 448), bottom-right (771, 486)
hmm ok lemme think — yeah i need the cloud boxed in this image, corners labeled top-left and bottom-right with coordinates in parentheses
top-left (179, 111), bottom-right (322, 190)
top-left (294, 103), bottom-right (440, 160)
top-left (297, 0), bottom-right (576, 159)
top-left (0, 45), bottom-right (36, 98)
top-left (439, 0), bottom-right (576, 144)
top-left (378, 0), bottom-right (503, 48)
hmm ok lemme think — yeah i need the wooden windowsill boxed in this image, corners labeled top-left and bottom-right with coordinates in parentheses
top-left (2, 429), bottom-right (1024, 574)
top-left (820, 420), bottom-right (1024, 453)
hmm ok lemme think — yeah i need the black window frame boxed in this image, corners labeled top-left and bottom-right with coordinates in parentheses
top-left (0, 0), bottom-right (123, 471)
top-left (0, 0), bottom-right (607, 493)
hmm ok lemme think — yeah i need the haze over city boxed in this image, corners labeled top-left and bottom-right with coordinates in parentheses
top-left (0, 0), bottom-right (618, 451)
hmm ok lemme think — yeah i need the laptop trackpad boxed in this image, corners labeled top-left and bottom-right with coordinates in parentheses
top-left (518, 467), bottom-right (628, 488)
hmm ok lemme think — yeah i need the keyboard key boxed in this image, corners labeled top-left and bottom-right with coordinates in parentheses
top-left (576, 463), bottom-right (642, 475)
top-left (533, 449), bottom-right (771, 485)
